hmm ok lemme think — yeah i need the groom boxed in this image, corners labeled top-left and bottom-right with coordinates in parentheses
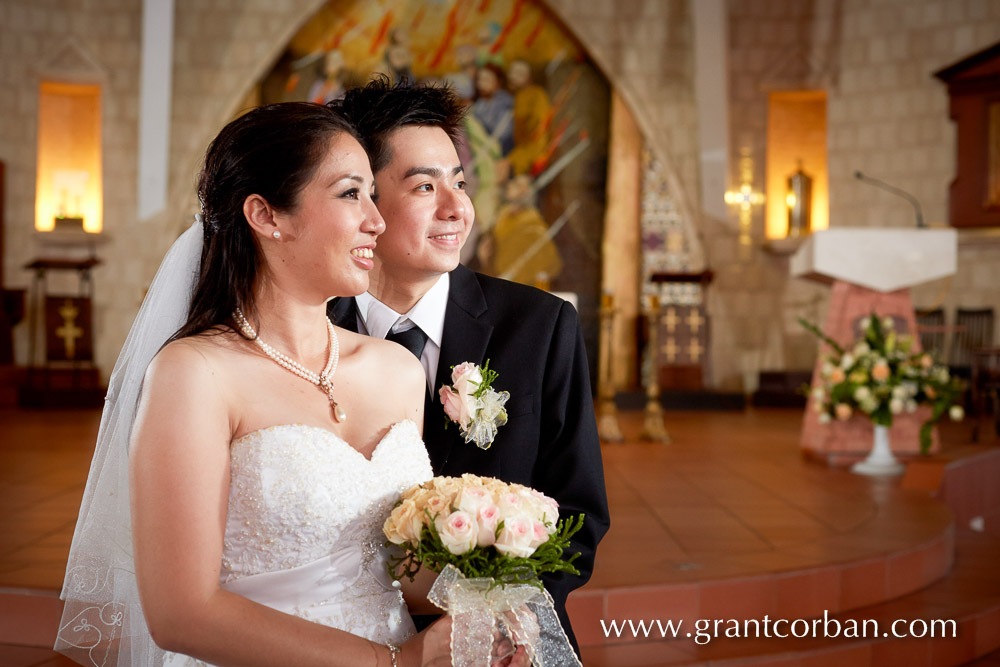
top-left (327, 78), bottom-right (609, 650)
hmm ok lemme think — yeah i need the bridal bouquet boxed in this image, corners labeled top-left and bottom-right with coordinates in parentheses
top-left (439, 361), bottom-right (509, 450)
top-left (802, 314), bottom-right (965, 454)
top-left (384, 474), bottom-right (584, 666)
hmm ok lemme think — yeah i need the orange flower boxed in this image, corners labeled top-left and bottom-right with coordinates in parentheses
top-left (871, 362), bottom-right (890, 382)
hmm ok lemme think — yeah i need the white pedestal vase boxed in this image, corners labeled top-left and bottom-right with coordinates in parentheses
top-left (851, 424), bottom-right (906, 476)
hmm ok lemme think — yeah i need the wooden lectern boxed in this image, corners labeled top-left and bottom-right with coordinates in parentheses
top-left (791, 228), bottom-right (958, 465)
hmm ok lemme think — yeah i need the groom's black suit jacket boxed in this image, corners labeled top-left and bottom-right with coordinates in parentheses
top-left (328, 264), bottom-right (610, 650)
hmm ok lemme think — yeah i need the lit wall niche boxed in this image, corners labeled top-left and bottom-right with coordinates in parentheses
top-left (35, 81), bottom-right (103, 233)
top-left (765, 90), bottom-right (828, 239)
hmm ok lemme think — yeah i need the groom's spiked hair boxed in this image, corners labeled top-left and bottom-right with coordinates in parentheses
top-left (329, 75), bottom-right (466, 175)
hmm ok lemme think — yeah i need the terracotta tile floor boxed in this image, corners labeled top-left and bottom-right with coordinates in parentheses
top-left (1, 405), bottom-right (998, 665)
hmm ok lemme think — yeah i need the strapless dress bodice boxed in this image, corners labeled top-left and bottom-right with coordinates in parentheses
top-left (164, 420), bottom-right (432, 666)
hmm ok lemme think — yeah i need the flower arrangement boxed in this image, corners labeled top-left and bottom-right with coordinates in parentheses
top-left (439, 360), bottom-right (509, 450)
top-left (383, 473), bottom-right (583, 588)
top-left (802, 314), bottom-right (965, 455)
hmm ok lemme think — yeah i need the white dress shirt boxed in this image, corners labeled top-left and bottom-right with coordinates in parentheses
top-left (354, 273), bottom-right (450, 395)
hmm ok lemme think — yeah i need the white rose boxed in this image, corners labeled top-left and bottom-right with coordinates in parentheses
top-left (497, 491), bottom-right (524, 519)
top-left (859, 316), bottom-right (871, 330)
top-left (436, 510), bottom-right (479, 555)
top-left (854, 342), bottom-right (870, 356)
top-left (840, 353), bottom-right (855, 369)
top-left (494, 515), bottom-right (536, 558)
top-left (854, 386), bottom-right (872, 402)
top-left (949, 405), bottom-right (964, 421)
top-left (905, 399), bottom-right (918, 413)
top-left (889, 398), bottom-right (904, 415)
top-left (818, 412), bottom-right (832, 424)
top-left (882, 316), bottom-right (895, 330)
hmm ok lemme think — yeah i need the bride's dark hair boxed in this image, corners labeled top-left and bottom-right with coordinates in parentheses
top-left (172, 102), bottom-right (358, 341)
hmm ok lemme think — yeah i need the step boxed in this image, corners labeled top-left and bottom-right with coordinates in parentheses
top-left (577, 528), bottom-right (1000, 666)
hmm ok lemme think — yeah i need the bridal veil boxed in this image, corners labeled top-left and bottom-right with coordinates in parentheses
top-left (55, 220), bottom-right (203, 666)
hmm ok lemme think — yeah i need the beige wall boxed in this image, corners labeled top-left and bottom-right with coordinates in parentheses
top-left (2, 0), bottom-right (999, 388)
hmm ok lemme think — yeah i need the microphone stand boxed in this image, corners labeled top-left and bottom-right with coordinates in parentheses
top-left (854, 171), bottom-right (925, 228)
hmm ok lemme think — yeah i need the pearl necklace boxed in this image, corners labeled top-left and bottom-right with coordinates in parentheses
top-left (233, 308), bottom-right (346, 422)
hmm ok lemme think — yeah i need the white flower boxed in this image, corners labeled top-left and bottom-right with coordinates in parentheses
top-left (882, 316), bottom-right (895, 330)
top-left (905, 399), bottom-right (918, 413)
top-left (818, 412), bottom-right (831, 424)
top-left (854, 386), bottom-right (872, 402)
top-left (821, 361), bottom-right (835, 376)
top-left (859, 316), bottom-right (871, 330)
top-left (949, 405), bottom-right (964, 421)
top-left (854, 342), bottom-right (870, 356)
top-left (811, 387), bottom-right (826, 401)
top-left (889, 398), bottom-right (904, 414)
top-left (891, 385), bottom-right (907, 400)
top-left (840, 353), bottom-right (855, 369)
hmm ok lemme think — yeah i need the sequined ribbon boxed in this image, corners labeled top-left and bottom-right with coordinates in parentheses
top-left (427, 565), bottom-right (582, 667)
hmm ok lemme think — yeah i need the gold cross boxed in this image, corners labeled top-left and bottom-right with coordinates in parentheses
top-left (662, 337), bottom-right (679, 363)
top-left (662, 307), bottom-right (679, 333)
top-left (688, 338), bottom-right (704, 363)
top-left (686, 309), bottom-right (704, 335)
top-left (56, 299), bottom-right (84, 359)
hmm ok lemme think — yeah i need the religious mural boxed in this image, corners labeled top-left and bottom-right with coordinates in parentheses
top-left (258, 0), bottom-right (610, 346)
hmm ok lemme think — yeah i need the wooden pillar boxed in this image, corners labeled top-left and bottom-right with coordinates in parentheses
top-left (600, 89), bottom-right (642, 391)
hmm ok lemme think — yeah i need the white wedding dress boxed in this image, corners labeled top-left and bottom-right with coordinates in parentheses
top-left (163, 419), bottom-right (433, 666)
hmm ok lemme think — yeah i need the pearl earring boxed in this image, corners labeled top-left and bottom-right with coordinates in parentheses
top-left (272, 230), bottom-right (281, 240)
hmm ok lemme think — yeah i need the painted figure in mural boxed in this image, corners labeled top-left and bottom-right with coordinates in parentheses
top-left (490, 174), bottom-right (563, 286)
top-left (55, 102), bottom-right (503, 667)
top-left (383, 26), bottom-right (415, 84)
top-left (327, 78), bottom-right (610, 655)
top-left (506, 59), bottom-right (552, 177)
top-left (442, 44), bottom-right (477, 102)
top-left (471, 64), bottom-right (515, 157)
top-left (308, 49), bottom-right (347, 104)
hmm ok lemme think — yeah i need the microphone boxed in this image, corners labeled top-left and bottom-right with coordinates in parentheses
top-left (853, 171), bottom-right (925, 228)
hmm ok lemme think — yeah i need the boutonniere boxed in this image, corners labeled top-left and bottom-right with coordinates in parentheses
top-left (438, 360), bottom-right (509, 450)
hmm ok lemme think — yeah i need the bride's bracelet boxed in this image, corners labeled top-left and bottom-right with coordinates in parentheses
top-left (386, 643), bottom-right (400, 667)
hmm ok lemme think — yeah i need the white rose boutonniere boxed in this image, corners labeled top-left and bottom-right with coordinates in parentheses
top-left (438, 360), bottom-right (509, 450)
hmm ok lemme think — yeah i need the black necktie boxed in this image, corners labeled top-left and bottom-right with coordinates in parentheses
top-left (386, 325), bottom-right (428, 360)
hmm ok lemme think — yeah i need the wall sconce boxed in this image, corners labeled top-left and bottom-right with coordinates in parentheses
top-left (786, 161), bottom-right (813, 238)
top-left (35, 81), bottom-right (103, 233)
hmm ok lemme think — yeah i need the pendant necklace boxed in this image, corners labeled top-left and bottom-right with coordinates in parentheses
top-left (233, 308), bottom-right (346, 422)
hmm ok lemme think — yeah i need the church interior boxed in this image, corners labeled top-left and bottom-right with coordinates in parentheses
top-left (2, 0), bottom-right (1000, 664)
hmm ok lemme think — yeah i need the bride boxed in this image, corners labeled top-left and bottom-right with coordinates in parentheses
top-left (55, 102), bottom-right (529, 667)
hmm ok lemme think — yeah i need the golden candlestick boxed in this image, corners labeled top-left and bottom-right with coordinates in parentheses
top-left (597, 291), bottom-right (623, 443)
top-left (640, 294), bottom-right (671, 443)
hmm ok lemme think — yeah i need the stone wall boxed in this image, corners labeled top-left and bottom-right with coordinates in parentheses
top-left (828, 0), bottom-right (1000, 349)
top-left (3, 0), bottom-right (998, 388)
top-left (720, 0), bottom-right (1000, 390)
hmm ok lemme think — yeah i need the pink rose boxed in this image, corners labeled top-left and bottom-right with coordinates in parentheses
top-left (477, 505), bottom-right (500, 547)
top-left (439, 386), bottom-right (465, 424)
top-left (457, 485), bottom-right (494, 515)
top-left (498, 492), bottom-right (523, 517)
top-left (528, 520), bottom-right (549, 549)
top-left (495, 515), bottom-right (535, 558)
top-left (436, 510), bottom-right (478, 555)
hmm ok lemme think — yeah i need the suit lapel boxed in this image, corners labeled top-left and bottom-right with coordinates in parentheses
top-left (426, 266), bottom-right (493, 472)
top-left (327, 297), bottom-right (360, 333)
